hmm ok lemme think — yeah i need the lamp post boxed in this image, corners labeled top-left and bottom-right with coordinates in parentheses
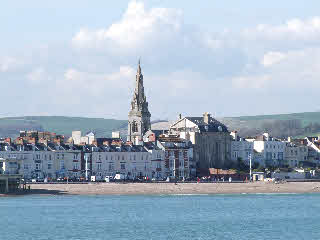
top-left (85, 154), bottom-right (88, 181)
top-left (249, 153), bottom-right (252, 182)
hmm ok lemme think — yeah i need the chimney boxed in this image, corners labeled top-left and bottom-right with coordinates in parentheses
top-left (178, 114), bottom-right (182, 120)
top-left (203, 112), bottom-right (211, 124)
top-left (230, 131), bottom-right (238, 140)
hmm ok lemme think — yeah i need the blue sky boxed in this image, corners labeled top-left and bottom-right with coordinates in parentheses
top-left (1, 0), bottom-right (320, 119)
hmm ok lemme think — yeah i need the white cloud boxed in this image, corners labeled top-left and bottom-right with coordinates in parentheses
top-left (72, 0), bottom-right (182, 50)
top-left (3, 0), bottom-right (320, 118)
top-left (27, 68), bottom-right (52, 83)
top-left (0, 57), bottom-right (20, 72)
top-left (261, 51), bottom-right (287, 67)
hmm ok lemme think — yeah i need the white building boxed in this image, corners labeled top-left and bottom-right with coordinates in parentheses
top-left (230, 131), bottom-right (254, 166)
top-left (246, 133), bottom-right (286, 167)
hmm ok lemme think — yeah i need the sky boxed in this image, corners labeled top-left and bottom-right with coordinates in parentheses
top-left (1, 0), bottom-right (320, 120)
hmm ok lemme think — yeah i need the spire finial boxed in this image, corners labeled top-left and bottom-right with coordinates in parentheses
top-left (137, 58), bottom-right (141, 74)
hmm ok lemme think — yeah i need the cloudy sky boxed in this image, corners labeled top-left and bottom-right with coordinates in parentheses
top-left (1, 0), bottom-right (320, 120)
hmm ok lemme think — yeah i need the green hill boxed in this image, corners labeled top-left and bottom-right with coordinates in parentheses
top-left (233, 112), bottom-right (320, 127)
top-left (222, 111), bottom-right (320, 138)
top-left (1, 111), bottom-right (320, 139)
top-left (0, 116), bottom-right (127, 138)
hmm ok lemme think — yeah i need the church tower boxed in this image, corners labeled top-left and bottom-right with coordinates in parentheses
top-left (127, 60), bottom-right (151, 143)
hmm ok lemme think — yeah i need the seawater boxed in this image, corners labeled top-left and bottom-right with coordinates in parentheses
top-left (1, 194), bottom-right (320, 240)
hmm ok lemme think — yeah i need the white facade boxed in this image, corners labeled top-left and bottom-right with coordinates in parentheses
top-left (253, 140), bottom-right (286, 167)
top-left (231, 140), bottom-right (254, 165)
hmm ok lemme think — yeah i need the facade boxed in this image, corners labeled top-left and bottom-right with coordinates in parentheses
top-left (285, 139), bottom-right (308, 167)
top-left (0, 138), bottom-right (170, 181)
top-left (127, 61), bottom-right (151, 144)
top-left (90, 142), bottom-right (165, 180)
top-left (305, 137), bottom-right (320, 166)
top-left (0, 158), bottom-right (22, 193)
top-left (230, 131), bottom-right (254, 166)
top-left (250, 133), bottom-right (286, 167)
top-left (170, 112), bottom-right (231, 172)
top-left (157, 135), bottom-right (193, 179)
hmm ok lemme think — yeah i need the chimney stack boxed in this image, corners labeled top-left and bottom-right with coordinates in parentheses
top-left (203, 112), bottom-right (211, 124)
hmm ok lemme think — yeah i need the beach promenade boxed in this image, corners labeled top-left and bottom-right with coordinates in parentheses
top-left (6, 182), bottom-right (320, 196)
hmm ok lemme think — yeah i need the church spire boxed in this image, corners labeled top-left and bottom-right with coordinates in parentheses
top-left (137, 58), bottom-right (141, 74)
top-left (127, 59), bottom-right (151, 143)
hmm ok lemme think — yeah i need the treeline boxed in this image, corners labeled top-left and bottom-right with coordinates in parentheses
top-left (238, 119), bottom-right (320, 138)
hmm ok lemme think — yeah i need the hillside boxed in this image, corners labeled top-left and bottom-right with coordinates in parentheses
top-left (0, 116), bottom-right (127, 138)
top-left (221, 111), bottom-right (320, 138)
top-left (1, 112), bottom-right (320, 139)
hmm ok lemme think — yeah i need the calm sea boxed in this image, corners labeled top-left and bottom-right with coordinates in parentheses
top-left (1, 194), bottom-right (320, 240)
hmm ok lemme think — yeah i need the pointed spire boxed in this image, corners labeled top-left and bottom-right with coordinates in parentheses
top-left (137, 58), bottom-right (141, 74)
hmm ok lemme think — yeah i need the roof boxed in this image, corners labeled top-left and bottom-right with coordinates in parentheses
top-left (184, 117), bottom-right (229, 133)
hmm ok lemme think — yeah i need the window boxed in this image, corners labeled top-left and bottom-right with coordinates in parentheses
top-left (132, 121), bottom-right (138, 133)
top-left (49, 155), bottom-right (52, 160)
top-left (48, 163), bottom-right (52, 170)
top-left (169, 159), bottom-right (174, 168)
top-left (60, 160), bottom-right (65, 170)
top-left (266, 152), bottom-right (272, 160)
top-left (62, 154), bottom-right (64, 159)
top-left (121, 163), bottom-right (125, 170)
top-left (35, 163), bottom-right (41, 170)
top-left (278, 152), bottom-right (284, 160)
top-left (57, 154), bottom-right (60, 160)
top-left (108, 163), bottom-right (114, 171)
top-left (24, 164), bottom-right (29, 170)
top-left (122, 155), bottom-right (125, 161)
top-left (141, 155), bottom-right (143, 161)
top-left (179, 160), bottom-right (184, 167)
top-left (99, 155), bottom-right (101, 161)
top-left (74, 154), bottom-right (78, 160)
top-left (106, 155), bottom-right (108, 160)
top-left (97, 163), bottom-right (102, 170)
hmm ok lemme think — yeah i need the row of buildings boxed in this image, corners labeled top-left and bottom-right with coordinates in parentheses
top-left (1, 61), bottom-right (320, 183)
top-left (230, 132), bottom-right (320, 168)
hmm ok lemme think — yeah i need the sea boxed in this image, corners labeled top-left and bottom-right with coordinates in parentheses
top-left (1, 193), bottom-right (320, 240)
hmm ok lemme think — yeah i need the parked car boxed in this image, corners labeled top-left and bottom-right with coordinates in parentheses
top-left (114, 173), bottom-right (125, 181)
top-left (104, 176), bottom-right (113, 182)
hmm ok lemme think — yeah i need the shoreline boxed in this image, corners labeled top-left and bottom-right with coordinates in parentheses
top-left (2, 182), bottom-right (320, 196)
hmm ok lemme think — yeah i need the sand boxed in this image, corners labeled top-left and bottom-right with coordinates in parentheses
top-left (9, 182), bottom-right (320, 196)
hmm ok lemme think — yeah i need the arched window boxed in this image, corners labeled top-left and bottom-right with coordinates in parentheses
top-left (132, 121), bottom-right (138, 133)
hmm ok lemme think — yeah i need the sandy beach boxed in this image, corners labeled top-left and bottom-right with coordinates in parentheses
top-left (4, 182), bottom-right (319, 196)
